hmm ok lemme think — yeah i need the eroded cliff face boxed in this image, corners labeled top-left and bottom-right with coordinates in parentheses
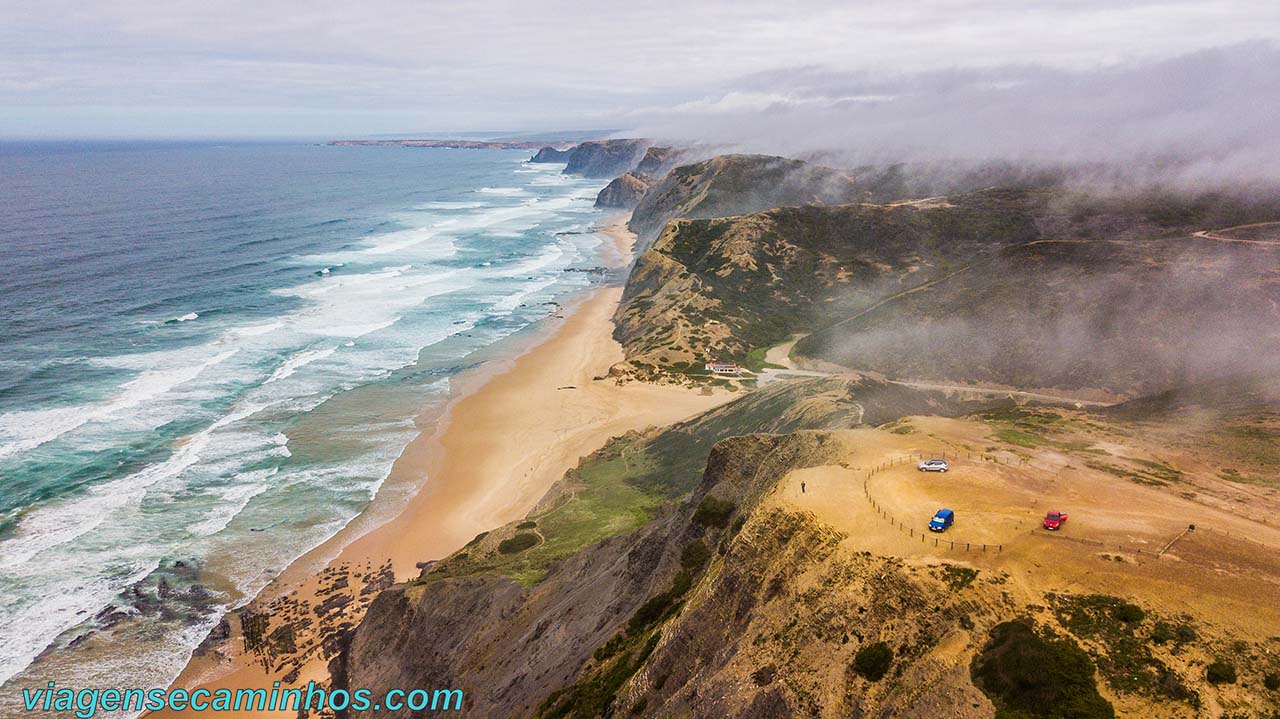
top-left (562, 139), bottom-right (651, 178)
top-left (594, 172), bottom-right (651, 209)
top-left (340, 434), bottom-right (1002, 719)
top-left (341, 431), bottom-right (839, 718)
top-left (346, 515), bottom-right (679, 718)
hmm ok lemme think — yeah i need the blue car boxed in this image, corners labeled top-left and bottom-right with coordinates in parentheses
top-left (929, 508), bottom-right (955, 532)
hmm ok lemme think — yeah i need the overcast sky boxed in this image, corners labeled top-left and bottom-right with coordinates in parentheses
top-left (2, 0), bottom-right (1279, 142)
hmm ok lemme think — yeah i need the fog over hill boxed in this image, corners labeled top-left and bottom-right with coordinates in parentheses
top-left (626, 42), bottom-right (1280, 188)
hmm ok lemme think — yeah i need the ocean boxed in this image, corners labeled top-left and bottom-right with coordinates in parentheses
top-left (0, 141), bottom-right (612, 700)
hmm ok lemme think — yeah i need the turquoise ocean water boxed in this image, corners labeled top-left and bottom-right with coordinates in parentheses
top-left (0, 141), bottom-right (612, 702)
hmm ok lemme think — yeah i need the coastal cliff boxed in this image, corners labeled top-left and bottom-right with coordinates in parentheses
top-left (634, 146), bottom-right (686, 178)
top-left (336, 372), bottom-right (1280, 718)
top-left (531, 146), bottom-right (574, 163)
top-left (594, 172), bottom-right (651, 209)
top-left (328, 159), bottom-right (1280, 719)
top-left (336, 377), bottom-right (974, 717)
top-left (562, 139), bottom-right (651, 178)
top-left (615, 187), bottom-right (1280, 395)
top-left (627, 154), bottom-right (865, 242)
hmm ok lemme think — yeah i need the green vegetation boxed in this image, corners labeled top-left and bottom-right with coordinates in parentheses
top-left (852, 642), bottom-right (894, 681)
top-left (626, 540), bottom-right (711, 635)
top-left (692, 496), bottom-right (736, 527)
top-left (1206, 661), bottom-right (1237, 685)
top-left (415, 434), bottom-right (679, 586)
top-left (1263, 672), bottom-right (1279, 691)
top-left (538, 633), bottom-right (661, 719)
top-left (497, 533), bottom-right (539, 554)
top-left (1051, 595), bottom-right (1196, 705)
top-left (414, 378), bottom-right (866, 588)
top-left (1111, 602), bottom-right (1146, 624)
top-left (1084, 458), bottom-right (1182, 487)
top-left (997, 429), bottom-right (1042, 448)
top-left (936, 564), bottom-right (979, 590)
top-left (743, 346), bottom-right (786, 373)
top-left (1148, 620), bottom-right (1196, 646)
top-left (978, 406), bottom-right (1107, 455)
top-left (680, 540), bottom-right (711, 572)
top-left (971, 621), bottom-right (1115, 719)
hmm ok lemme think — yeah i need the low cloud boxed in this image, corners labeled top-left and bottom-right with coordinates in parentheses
top-left (627, 42), bottom-right (1280, 185)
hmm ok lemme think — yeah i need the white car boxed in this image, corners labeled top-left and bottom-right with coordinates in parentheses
top-left (918, 459), bottom-right (949, 472)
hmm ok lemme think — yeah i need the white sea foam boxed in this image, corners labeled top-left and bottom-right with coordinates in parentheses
top-left (421, 201), bottom-right (483, 210)
top-left (265, 346), bottom-right (337, 383)
top-left (174, 312), bottom-right (199, 322)
top-left (0, 349), bottom-right (239, 460)
top-left (271, 432), bottom-right (291, 457)
top-left (499, 242), bottom-right (569, 277)
top-left (187, 468), bottom-right (277, 537)
top-left (231, 322), bottom-right (285, 338)
top-left (490, 276), bottom-right (563, 314)
top-left (0, 399), bottom-right (271, 685)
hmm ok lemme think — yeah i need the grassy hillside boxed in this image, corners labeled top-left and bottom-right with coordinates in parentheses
top-left (412, 376), bottom-right (972, 588)
top-left (615, 186), bottom-right (1280, 395)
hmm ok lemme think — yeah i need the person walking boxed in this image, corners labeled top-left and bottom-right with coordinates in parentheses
top-left (801, 481), bottom-right (806, 494)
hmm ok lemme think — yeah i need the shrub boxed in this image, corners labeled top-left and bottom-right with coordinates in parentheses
top-left (680, 540), bottom-right (711, 571)
top-left (692, 496), bottom-right (736, 527)
top-left (627, 591), bottom-right (677, 635)
top-left (516, 520), bottom-right (537, 529)
top-left (594, 633), bottom-right (626, 662)
top-left (972, 621), bottom-right (1115, 719)
top-left (1149, 622), bottom-right (1175, 645)
top-left (939, 565), bottom-right (979, 590)
top-left (497, 533), bottom-right (539, 554)
top-left (853, 642), bottom-right (894, 681)
top-left (1263, 672), bottom-right (1279, 691)
top-left (751, 665), bottom-right (777, 686)
top-left (1206, 661), bottom-right (1237, 685)
top-left (1112, 602), bottom-right (1146, 624)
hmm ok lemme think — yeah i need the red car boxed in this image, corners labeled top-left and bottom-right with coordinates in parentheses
top-left (1043, 511), bottom-right (1068, 530)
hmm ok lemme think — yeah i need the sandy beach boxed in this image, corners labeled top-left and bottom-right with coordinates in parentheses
top-left (153, 221), bottom-right (727, 716)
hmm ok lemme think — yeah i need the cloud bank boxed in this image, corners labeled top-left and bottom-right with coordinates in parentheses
top-left (626, 42), bottom-right (1280, 184)
top-left (2, 1), bottom-right (1279, 142)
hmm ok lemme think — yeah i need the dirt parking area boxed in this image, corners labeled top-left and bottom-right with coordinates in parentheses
top-left (771, 416), bottom-right (1280, 639)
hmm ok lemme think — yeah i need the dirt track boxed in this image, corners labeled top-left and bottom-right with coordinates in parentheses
top-left (1191, 220), bottom-right (1280, 245)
